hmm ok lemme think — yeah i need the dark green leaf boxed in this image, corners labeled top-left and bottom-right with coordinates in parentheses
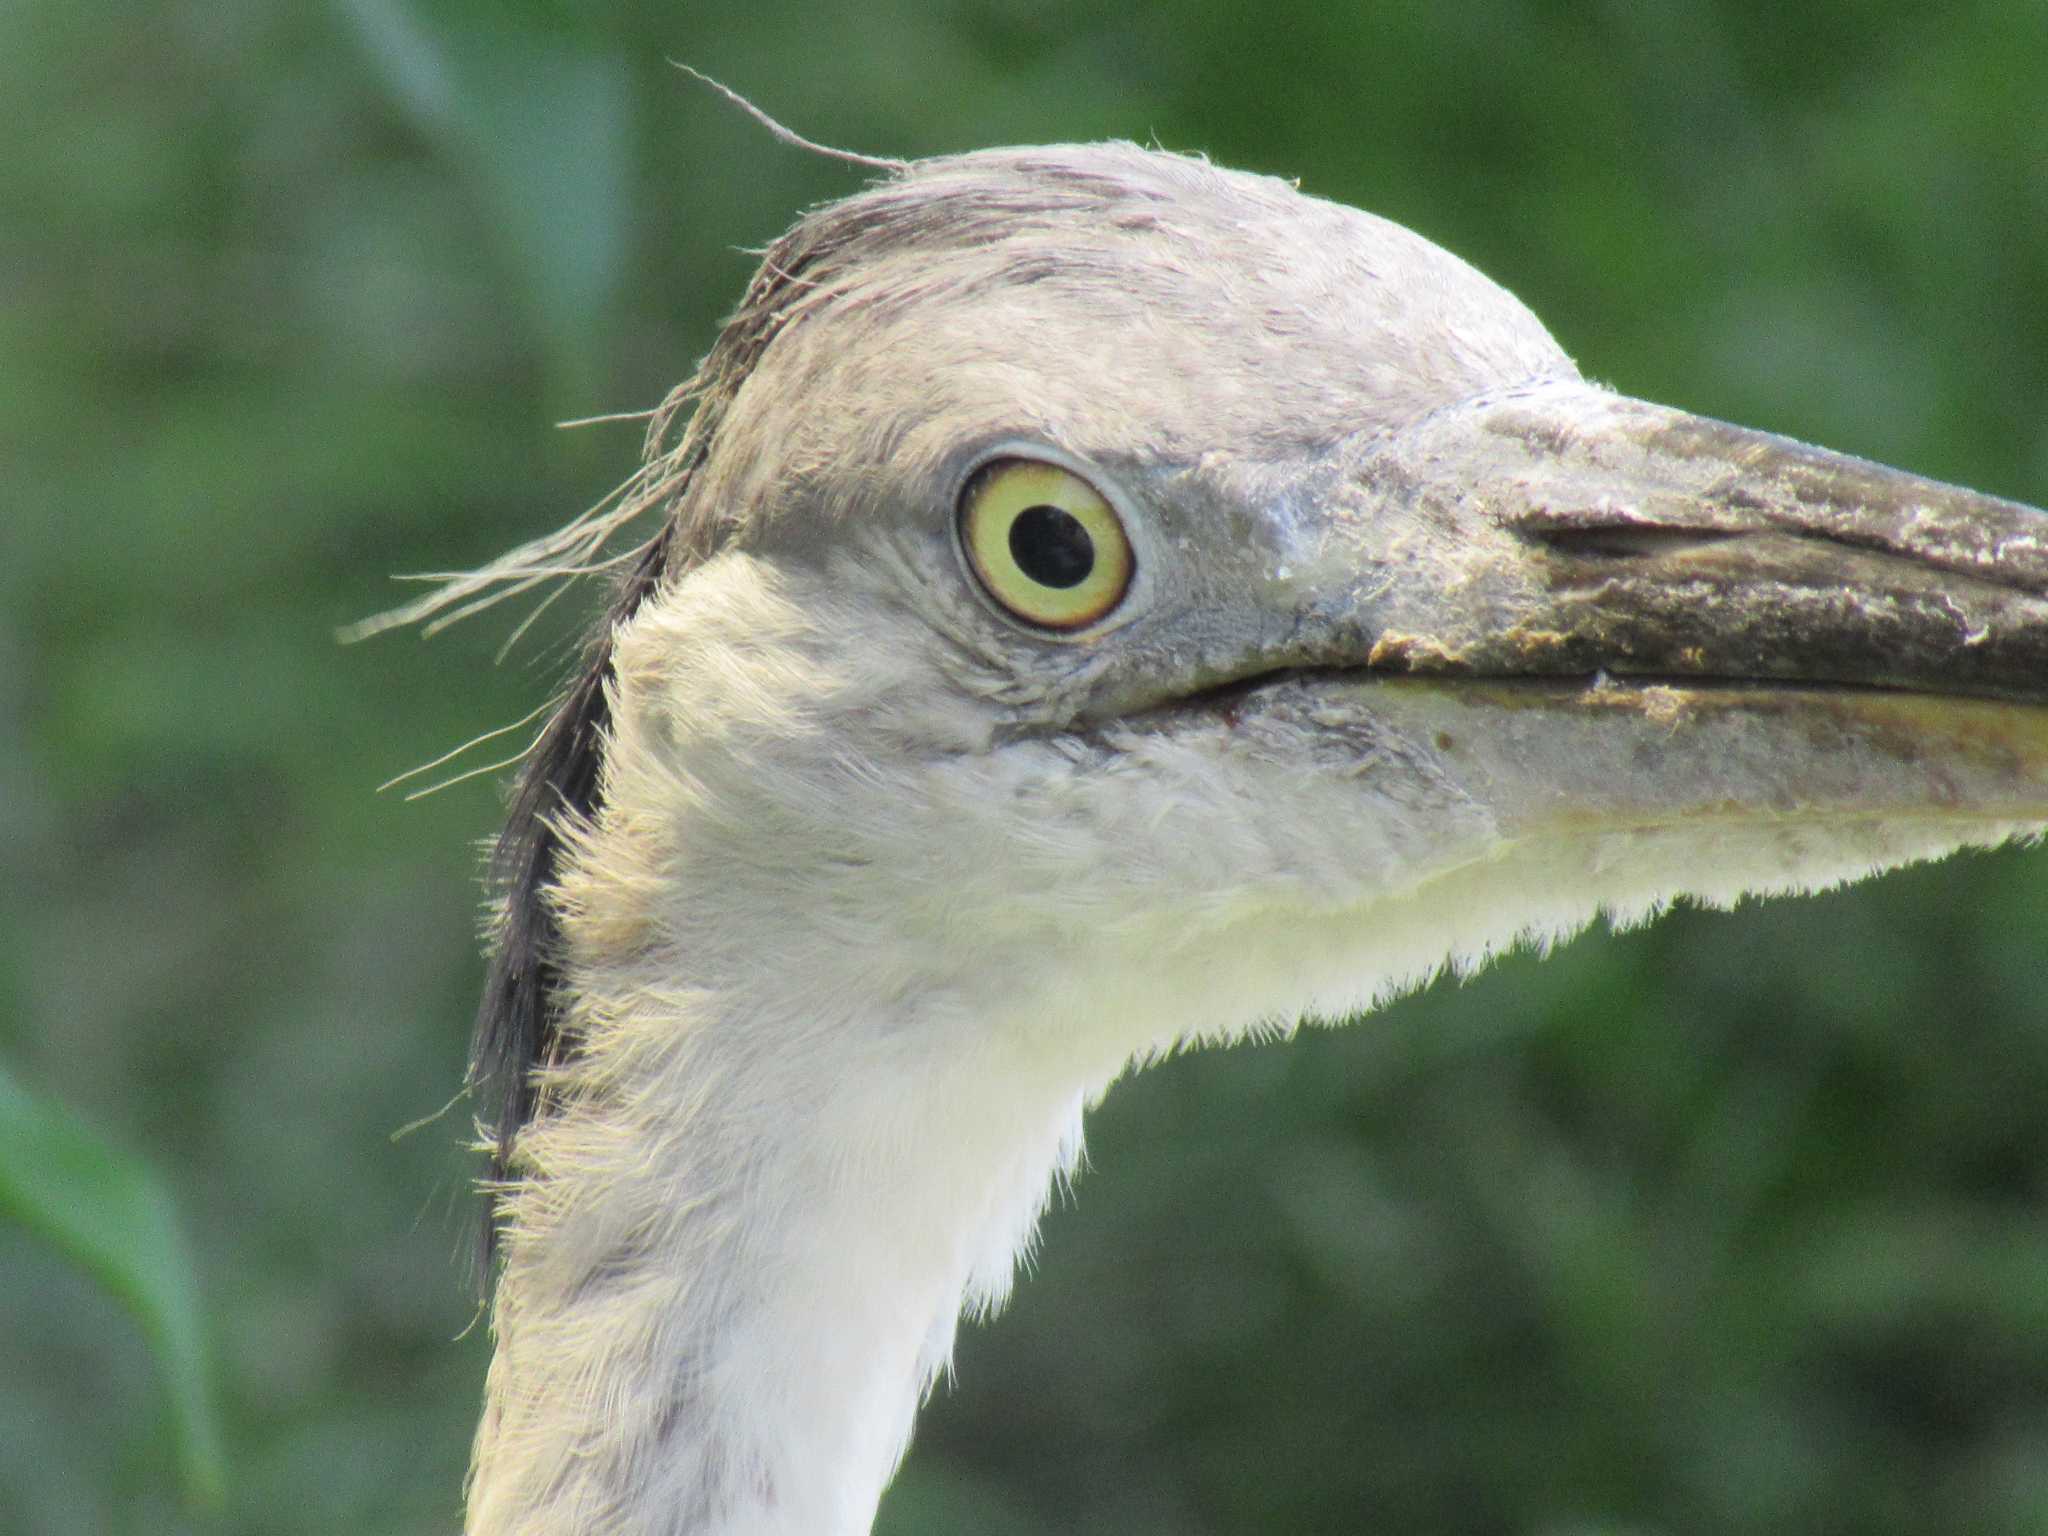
top-left (0, 1068), bottom-right (225, 1509)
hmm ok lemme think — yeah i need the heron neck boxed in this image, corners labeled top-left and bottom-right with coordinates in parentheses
top-left (465, 985), bottom-right (1088, 1536)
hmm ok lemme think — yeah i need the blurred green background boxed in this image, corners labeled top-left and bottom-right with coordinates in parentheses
top-left (6, 1), bottom-right (2048, 1532)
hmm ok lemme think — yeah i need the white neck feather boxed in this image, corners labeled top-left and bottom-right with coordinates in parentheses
top-left (467, 976), bottom-right (1094, 1536)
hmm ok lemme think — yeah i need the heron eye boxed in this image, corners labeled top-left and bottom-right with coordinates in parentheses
top-left (959, 459), bottom-right (1134, 630)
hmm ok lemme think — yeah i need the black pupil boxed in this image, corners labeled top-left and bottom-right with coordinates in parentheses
top-left (1009, 504), bottom-right (1095, 589)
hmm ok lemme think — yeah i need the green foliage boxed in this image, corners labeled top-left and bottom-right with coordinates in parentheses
top-left (5, 0), bottom-right (2047, 1531)
top-left (338, 0), bottom-right (632, 404)
top-left (0, 1069), bottom-right (223, 1509)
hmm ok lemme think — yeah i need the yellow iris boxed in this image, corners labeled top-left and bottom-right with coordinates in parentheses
top-left (959, 460), bottom-right (1134, 631)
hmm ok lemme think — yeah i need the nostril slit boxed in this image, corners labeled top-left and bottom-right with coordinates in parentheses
top-left (1524, 525), bottom-right (1746, 560)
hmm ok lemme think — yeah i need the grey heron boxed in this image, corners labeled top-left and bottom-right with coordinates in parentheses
top-left (392, 143), bottom-right (2048, 1535)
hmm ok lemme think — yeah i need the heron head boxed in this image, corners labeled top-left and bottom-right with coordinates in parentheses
top-left (479, 142), bottom-right (2048, 1146)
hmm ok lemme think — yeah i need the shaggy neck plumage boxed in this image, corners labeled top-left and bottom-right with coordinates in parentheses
top-left (467, 976), bottom-right (1088, 1536)
top-left (463, 557), bottom-right (1105, 1536)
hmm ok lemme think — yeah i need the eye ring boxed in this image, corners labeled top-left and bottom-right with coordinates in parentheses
top-left (957, 458), bottom-right (1135, 631)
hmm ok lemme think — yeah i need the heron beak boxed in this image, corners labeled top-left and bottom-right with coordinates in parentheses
top-left (1247, 381), bottom-right (2048, 837)
top-left (1361, 382), bottom-right (2048, 705)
